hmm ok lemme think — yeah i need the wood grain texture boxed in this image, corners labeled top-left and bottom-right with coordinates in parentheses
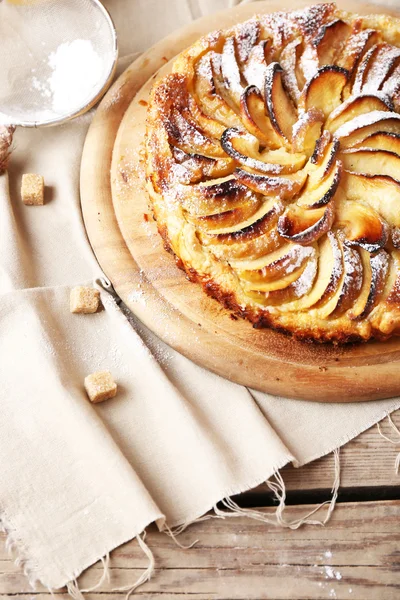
top-left (1, 501), bottom-right (398, 599)
top-left (81, 0), bottom-right (400, 402)
top-left (266, 413), bottom-right (400, 493)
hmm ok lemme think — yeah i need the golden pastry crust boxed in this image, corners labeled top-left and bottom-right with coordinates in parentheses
top-left (145, 2), bottom-right (400, 343)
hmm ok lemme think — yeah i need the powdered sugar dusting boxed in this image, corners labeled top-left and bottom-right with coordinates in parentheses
top-left (335, 110), bottom-right (400, 139)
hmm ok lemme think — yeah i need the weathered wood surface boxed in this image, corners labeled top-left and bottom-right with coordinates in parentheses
top-left (270, 415), bottom-right (400, 493)
top-left (1, 501), bottom-right (398, 599)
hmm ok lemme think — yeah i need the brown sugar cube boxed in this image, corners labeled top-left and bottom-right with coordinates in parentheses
top-left (21, 173), bottom-right (44, 205)
top-left (70, 286), bottom-right (100, 314)
top-left (84, 371), bottom-right (117, 403)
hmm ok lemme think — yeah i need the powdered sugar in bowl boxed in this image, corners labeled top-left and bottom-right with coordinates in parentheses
top-left (0, 0), bottom-right (118, 127)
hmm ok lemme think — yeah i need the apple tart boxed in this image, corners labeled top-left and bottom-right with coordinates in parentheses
top-left (145, 2), bottom-right (400, 343)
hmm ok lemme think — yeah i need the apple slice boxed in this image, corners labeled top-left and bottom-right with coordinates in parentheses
top-left (206, 226), bottom-right (282, 262)
top-left (386, 250), bottom-right (400, 305)
top-left (280, 38), bottom-right (302, 104)
top-left (308, 137), bottom-right (340, 183)
top-left (356, 43), bottom-right (400, 95)
top-left (220, 127), bottom-right (306, 174)
top-left (236, 245), bottom-right (314, 292)
top-left (382, 63), bottom-right (400, 99)
top-left (298, 43), bottom-right (319, 84)
top-left (230, 242), bottom-right (312, 273)
top-left (292, 109), bottom-right (325, 155)
top-left (262, 253), bottom-right (318, 305)
top-left (349, 249), bottom-right (390, 320)
top-left (342, 170), bottom-right (400, 227)
top-left (325, 94), bottom-right (393, 134)
top-left (234, 167), bottom-right (307, 199)
top-left (241, 264), bottom-right (308, 292)
top-left (242, 39), bottom-right (273, 91)
top-left (355, 132), bottom-right (400, 156)
top-left (194, 54), bottom-right (242, 129)
top-left (336, 200), bottom-right (389, 252)
top-left (264, 62), bottom-right (297, 142)
top-left (277, 203), bottom-right (335, 245)
top-left (190, 197), bottom-right (262, 232)
top-left (168, 109), bottom-right (227, 158)
top-left (299, 66), bottom-right (348, 119)
top-left (178, 177), bottom-right (252, 216)
top-left (276, 232), bottom-right (343, 312)
top-left (313, 19), bottom-right (351, 66)
top-left (240, 85), bottom-right (282, 147)
top-left (330, 242), bottom-right (363, 317)
top-left (352, 44), bottom-right (379, 96)
top-left (335, 110), bottom-right (400, 148)
top-left (221, 37), bottom-right (243, 106)
top-left (312, 240), bottom-right (363, 319)
top-left (340, 148), bottom-right (400, 181)
top-left (201, 197), bottom-right (281, 236)
top-left (210, 52), bottom-right (241, 114)
top-left (172, 147), bottom-right (235, 183)
top-left (337, 29), bottom-right (380, 74)
top-left (297, 160), bottom-right (342, 208)
top-left (234, 20), bottom-right (261, 64)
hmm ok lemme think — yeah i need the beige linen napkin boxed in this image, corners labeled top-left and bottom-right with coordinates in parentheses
top-left (0, 0), bottom-right (399, 593)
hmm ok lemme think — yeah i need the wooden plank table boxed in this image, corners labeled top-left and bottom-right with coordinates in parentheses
top-left (1, 412), bottom-right (398, 599)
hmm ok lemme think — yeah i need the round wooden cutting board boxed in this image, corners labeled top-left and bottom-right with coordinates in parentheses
top-left (81, 0), bottom-right (400, 402)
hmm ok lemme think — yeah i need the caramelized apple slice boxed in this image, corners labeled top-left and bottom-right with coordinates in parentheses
top-left (277, 232), bottom-right (343, 311)
top-left (278, 203), bottom-right (335, 245)
top-left (352, 44), bottom-right (379, 96)
top-left (325, 94), bottom-right (393, 134)
top-left (241, 264), bottom-right (307, 292)
top-left (240, 86), bottom-right (281, 147)
top-left (298, 43), bottom-right (319, 83)
top-left (342, 171), bottom-right (400, 227)
top-left (265, 62), bottom-right (297, 142)
top-left (234, 168), bottom-right (307, 199)
top-left (349, 249), bottom-right (390, 320)
top-left (297, 160), bottom-right (342, 208)
top-left (168, 109), bottom-right (227, 158)
top-left (335, 110), bottom-right (400, 148)
top-left (194, 54), bottom-right (242, 129)
top-left (221, 37), bottom-right (243, 106)
top-left (337, 29), bottom-right (380, 74)
top-left (336, 200), bottom-right (389, 252)
top-left (189, 197), bottom-right (262, 232)
top-left (230, 243), bottom-right (311, 273)
top-left (341, 148), bottom-right (400, 181)
top-left (220, 128), bottom-right (306, 174)
top-left (202, 197), bottom-right (281, 236)
top-left (354, 43), bottom-right (400, 95)
top-left (210, 52), bottom-right (241, 114)
top-left (358, 132), bottom-right (400, 155)
top-left (299, 66), bottom-right (348, 119)
top-left (261, 253), bottom-right (318, 305)
top-left (242, 39), bottom-right (272, 91)
top-left (178, 177), bottom-right (252, 216)
top-left (292, 109), bottom-right (324, 155)
top-left (280, 38), bottom-right (302, 104)
top-left (313, 19), bottom-right (351, 66)
top-left (236, 245), bottom-right (314, 292)
top-left (386, 250), bottom-right (400, 305)
top-left (234, 20), bottom-right (261, 65)
top-left (330, 242), bottom-right (363, 317)
top-left (308, 137), bottom-right (340, 185)
top-left (206, 226), bottom-right (282, 261)
top-left (172, 147), bottom-right (235, 183)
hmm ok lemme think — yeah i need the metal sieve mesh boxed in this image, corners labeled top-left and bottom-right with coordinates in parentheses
top-left (0, 0), bottom-right (117, 127)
